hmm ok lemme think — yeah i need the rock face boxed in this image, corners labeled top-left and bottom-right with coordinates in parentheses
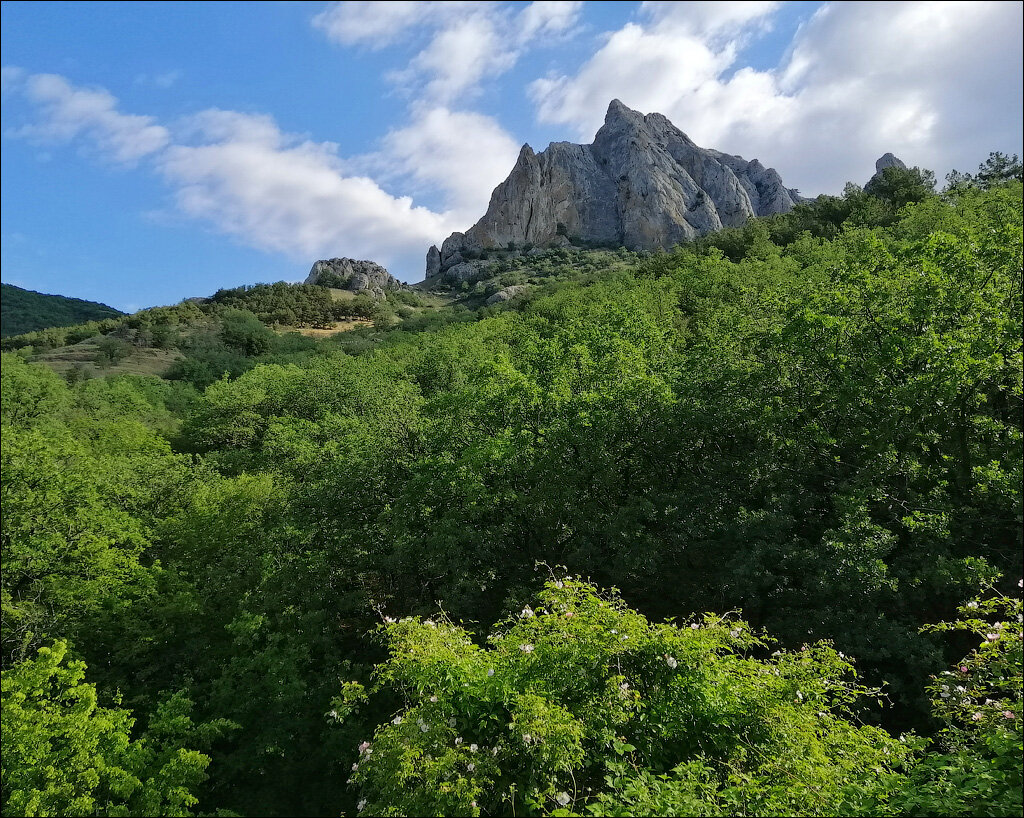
top-left (868, 152), bottom-right (908, 185)
top-left (305, 258), bottom-right (400, 298)
top-left (485, 285), bottom-right (531, 305)
top-left (427, 99), bottom-right (802, 281)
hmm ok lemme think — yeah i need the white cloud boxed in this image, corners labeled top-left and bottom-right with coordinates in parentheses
top-left (375, 106), bottom-right (521, 221)
top-left (159, 109), bottom-right (455, 264)
top-left (518, 1), bottom-right (584, 43)
top-left (3, 70), bottom-right (467, 279)
top-left (317, 2), bottom-right (583, 105)
top-left (393, 13), bottom-right (517, 104)
top-left (530, 0), bottom-right (1023, 194)
top-left (8, 72), bottom-right (170, 164)
top-left (640, 1), bottom-right (780, 35)
top-left (311, 1), bottom-right (475, 49)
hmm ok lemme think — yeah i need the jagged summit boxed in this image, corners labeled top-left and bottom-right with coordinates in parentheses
top-left (868, 152), bottom-right (908, 185)
top-left (426, 99), bottom-right (802, 281)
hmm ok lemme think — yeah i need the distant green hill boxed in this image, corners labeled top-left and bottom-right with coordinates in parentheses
top-left (1, 283), bottom-right (125, 336)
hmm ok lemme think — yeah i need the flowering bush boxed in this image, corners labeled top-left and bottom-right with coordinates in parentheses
top-left (893, 583), bottom-right (1022, 817)
top-left (342, 579), bottom-right (911, 816)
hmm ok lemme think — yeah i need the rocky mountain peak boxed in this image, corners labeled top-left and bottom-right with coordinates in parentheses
top-left (424, 100), bottom-right (802, 283)
top-left (868, 152), bottom-right (909, 186)
top-left (875, 152), bottom-right (908, 174)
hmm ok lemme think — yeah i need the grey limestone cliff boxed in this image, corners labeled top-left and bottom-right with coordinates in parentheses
top-left (426, 99), bottom-right (802, 281)
top-left (867, 152), bottom-right (908, 186)
top-left (305, 258), bottom-right (401, 298)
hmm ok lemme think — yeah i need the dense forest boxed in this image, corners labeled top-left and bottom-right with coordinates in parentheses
top-left (0, 283), bottom-right (124, 338)
top-left (1, 158), bottom-right (1022, 817)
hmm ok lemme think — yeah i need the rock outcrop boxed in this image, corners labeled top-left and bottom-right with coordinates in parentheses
top-left (867, 152), bottom-right (908, 185)
top-left (485, 285), bottom-right (531, 305)
top-left (305, 258), bottom-right (400, 298)
top-left (426, 99), bottom-right (802, 282)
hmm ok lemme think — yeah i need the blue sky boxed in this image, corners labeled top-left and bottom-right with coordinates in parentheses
top-left (2, 1), bottom-right (1021, 311)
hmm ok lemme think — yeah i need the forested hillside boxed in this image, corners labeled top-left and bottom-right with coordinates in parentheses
top-left (1, 164), bottom-right (1022, 817)
top-left (1, 283), bottom-right (124, 337)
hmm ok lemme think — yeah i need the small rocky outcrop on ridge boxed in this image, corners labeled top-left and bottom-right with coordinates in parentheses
top-left (867, 152), bottom-right (908, 185)
top-left (305, 258), bottom-right (401, 298)
top-left (425, 99), bottom-right (803, 283)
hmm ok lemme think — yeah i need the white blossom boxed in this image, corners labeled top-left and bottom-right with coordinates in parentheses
top-left (358, 799), bottom-right (367, 811)
top-left (666, 656), bottom-right (678, 669)
top-left (520, 644), bottom-right (534, 653)
top-left (470, 743), bottom-right (478, 753)
top-left (392, 715), bottom-right (403, 725)
top-left (555, 792), bottom-right (571, 806)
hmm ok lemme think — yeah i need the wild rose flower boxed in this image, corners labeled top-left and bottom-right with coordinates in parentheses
top-left (520, 644), bottom-right (534, 653)
top-left (971, 712), bottom-right (983, 721)
top-left (392, 716), bottom-right (403, 725)
top-left (1003, 710), bottom-right (1015, 719)
top-left (487, 668), bottom-right (495, 676)
top-left (358, 799), bottom-right (367, 811)
top-left (467, 763), bottom-right (475, 772)
top-left (470, 744), bottom-right (478, 753)
top-left (520, 607), bottom-right (535, 618)
top-left (358, 741), bottom-right (371, 754)
top-left (666, 656), bottom-right (678, 669)
top-left (430, 695), bottom-right (438, 702)
top-left (555, 792), bottom-right (571, 806)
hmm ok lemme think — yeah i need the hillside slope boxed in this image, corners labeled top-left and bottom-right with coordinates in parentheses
top-left (1, 283), bottom-right (124, 337)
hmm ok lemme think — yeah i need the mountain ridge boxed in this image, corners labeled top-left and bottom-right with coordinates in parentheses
top-left (426, 99), bottom-right (802, 283)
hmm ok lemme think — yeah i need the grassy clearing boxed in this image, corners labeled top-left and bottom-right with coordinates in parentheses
top-left (31, 339), bottom-right (182, 378)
